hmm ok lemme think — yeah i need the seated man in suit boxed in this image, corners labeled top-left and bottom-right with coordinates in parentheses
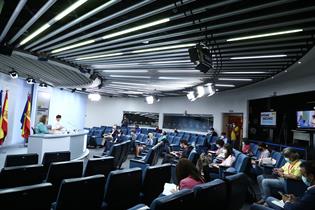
top-left (251, 160), bottom-right (315, 210)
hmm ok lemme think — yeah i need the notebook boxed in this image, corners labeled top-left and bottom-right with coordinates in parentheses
top-left (162, 183), bottom-right (177, 196)
top-left (271, 200), bottom-right (285, 208)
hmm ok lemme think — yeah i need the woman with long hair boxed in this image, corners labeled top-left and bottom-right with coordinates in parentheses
top-left (176, 158), bottom-right (204, 190)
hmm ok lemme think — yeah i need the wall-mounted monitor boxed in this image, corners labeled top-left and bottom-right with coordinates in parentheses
top-left (297, 110), bottom-right (315, 129)
top-left (260, 112), bottom-right (277, 126)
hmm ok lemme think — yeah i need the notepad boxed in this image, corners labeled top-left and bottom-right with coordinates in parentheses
top-left (271, 200), bottom-right (285, 208)
top-left (162, 183), bottom-right (177, 196)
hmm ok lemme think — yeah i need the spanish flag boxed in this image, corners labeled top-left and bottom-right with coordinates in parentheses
top-left (0, 90), bottom-right (8, 145)
top-left (21, 94), bottom-right (31, 139)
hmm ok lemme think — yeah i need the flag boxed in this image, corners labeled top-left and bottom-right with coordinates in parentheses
top-left (0, 90), bottom-right (8, 145)
top-left (21, 94), bottom-right (31, 139)
top-left (0, 90), bottom-right (3, 141)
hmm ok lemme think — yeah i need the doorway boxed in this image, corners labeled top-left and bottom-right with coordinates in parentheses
top-left (222, 113), bottom-right (244, 145)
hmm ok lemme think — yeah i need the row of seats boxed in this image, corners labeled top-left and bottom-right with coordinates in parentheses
top-left (0, 164), bottom-right (173, 210)
top-left (129, 173), bottom-right (248, 210)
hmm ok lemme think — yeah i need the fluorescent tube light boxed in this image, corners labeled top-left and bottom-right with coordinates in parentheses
top-left (158, 76), bottom-right (200, 80)
top-left (54, 0), bottom-right (88, 21)
top-left (20, 24), bottom-right (51, 45)
top-left (157, 70), bottom-right (200, 73)
top-left (103, 70), bottom-right (148, 73)
top-left (75, 52), bottom-right (123, 60)
top-left (222, 71), bottom-right (267, 74)
top-left (230, 55), bottom-right (287, 60)
top-left (215, 84), bottom-right (235, 87)
top-left (93, 63), bottom-right (141, 68)
top-left (51, 39), bottom-right (95, 53)
top-left (208, 84), bottom-right (215, 96)
top-left (227, 29), bottom-right (303, 42)
top-left (20, 0), bottom-right (87, 45)
top-left (149, 60), bottom-right (191, 64)
top-left (88, 93), bottom-right (101, 101)
top-left (102, 18), bottom-right (170, 40)
top-left (111, 82), bottom-right (146, 86)
top-left (187, 91), bottom-right (196, 101)
top-left (218, 78), bottom-right (253, 81)
top-left (132, 43), bottom-right (195, 53)
top-left (109, 75), bottom-right (151, 79)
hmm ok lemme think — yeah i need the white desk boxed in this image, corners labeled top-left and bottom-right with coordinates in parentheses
top-left (28, 131), bottom-right (89, 163)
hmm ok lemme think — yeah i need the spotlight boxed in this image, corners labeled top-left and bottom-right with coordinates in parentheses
top-left (26, 78), bottom-right (35, 84)
top-left (39, 82), bottom-right (48, 88)
top-left (187, 91), bottom-right (196, 101)
top-left (145, 96), bottom-right (154, 104)
top-left (207, 84), bottom-right (216, 96)
top-left (71, 89), bottom-right (76, 93)
top-left (9, 71), bottom-right (18, 79)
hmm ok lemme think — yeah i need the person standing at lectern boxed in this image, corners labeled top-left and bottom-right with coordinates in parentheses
top-left (35, 115), bottom-right (49, 134)
top-left (53, 114), bottom-right (64, 132)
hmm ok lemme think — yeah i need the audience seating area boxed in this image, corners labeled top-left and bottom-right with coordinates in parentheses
top-left (0, 126), bottom-right (310, 210)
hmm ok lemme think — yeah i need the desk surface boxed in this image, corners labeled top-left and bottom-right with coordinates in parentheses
top-left (30, 130), bottom-right (88, 139)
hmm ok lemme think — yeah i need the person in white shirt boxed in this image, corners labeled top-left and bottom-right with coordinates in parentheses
top-left (52, 115), bottom-right (64, 132)
top-left (210, 144), bottom-right (236, 168)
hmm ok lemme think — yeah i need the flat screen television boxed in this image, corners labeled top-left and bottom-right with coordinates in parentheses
top-left (260, 112), bottom-right (277, 126)
top-left (297, 110), bottom-right (315, 128)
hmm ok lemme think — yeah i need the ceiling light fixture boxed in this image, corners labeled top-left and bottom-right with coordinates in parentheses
top-left (111, 81), bottom-right (147, 86)
top-left (9, 71), bottom-right (18, 79)
top-left (51, 39), bottom-right (95, 53)
top-left (227, 29), bottom-right (303, 42)
top-left (88, 93), bottom-right (101, 101)
top-left (148, 60), bottom-right (191, 64)
top-left (218, 78), bottom-right (253, 81)
top-left (157, 70), bottom-right (200, 73)
top-left (145, 96), bottom-right (154, 104)
top-left (222, 71), bottom-right (267, 74)
top-left (230, 55), bottom-right (287, 60)
top-left (196, 86), bottom-right (205, 98)
top-left (132, 43), bottom-right (195, 53)
top-left (109, 75), bottom-right (151, 79)
top-left (208, 84), bottom-right (215, 96)
top-left (20, 0), bottom-right (87, 46)
top-left (103, 70), bottom-right (148, 73)
top-left (75, 52), bottom-right (123, 60)
top-left (26, 78), bottom-right (35, 85)
top-left (187, 91), bottom-right (196, 101)
top-left (39, 82), bottom-right (48, 88)
top-left (214, 84), bottom-right (235, 87)
top-left (102, 18), bottom-right (170, 40)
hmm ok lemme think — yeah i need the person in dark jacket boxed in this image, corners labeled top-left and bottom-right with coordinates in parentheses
top-left (250, 160), bottom-right (315, 210)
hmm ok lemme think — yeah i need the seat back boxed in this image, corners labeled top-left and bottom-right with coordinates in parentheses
top-left (167, 135), bottom-right (174, 144)
top-left (4, 153), bottom-right (38, 167)
top-left (104, 168), bottom-right (142, 209)
top-left (118, 141), bottom-right (131, 168)
top-left (150, 189), bottom-right (195, 210)
top-left (0, 183), bottom-right (53, 210)
top-left (84, 156), bottom-right (114, 178)
top-left (55, 175), bottom-right (106, 210)
top-left (108, 143), bottom-right (122, 168)
top-left (142, 164), bottom-right (172, 205)
top-left (188, 150), bottom-right (200, 165)
top-left (171, 136), bottom-right (181, 146)
top-left (193, 179), bottom-right (227, 210)
top-left (188, 135), bottom-right (197, 145)
top-left (196, 135), bottom-right (206, 146)
top-left (224, 173), bottom-right (248, 210)
top-left (42, 151), bottom-right (71, 173)
top-left (46, 160), bottom-right (83, 200)
top-left (182, 133), bottom-right (190, 141)
top-left (0, 164), bottom-right (45, 189)
top-left (271, 151), bottom-right (284, 168)
top-left (228, 153), bottom-right (249, 173)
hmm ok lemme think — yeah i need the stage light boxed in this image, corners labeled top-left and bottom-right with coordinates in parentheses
top-left (39, 82), bottom-right (48, 88)
top-left (9, 71), bottom-right (18, 79)
top-left (26, 78), bottom-right (35, 84)
top-left (196, 86), bottom-right (205, 98)
top-left (187, 91), bottom-right (196, 101)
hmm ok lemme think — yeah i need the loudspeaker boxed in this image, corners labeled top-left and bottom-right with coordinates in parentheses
top-left (0, 45), bottom-right (13, 56)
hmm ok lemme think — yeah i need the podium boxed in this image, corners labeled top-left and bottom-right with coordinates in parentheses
top-left (28, 130), bottom-right (89, 163)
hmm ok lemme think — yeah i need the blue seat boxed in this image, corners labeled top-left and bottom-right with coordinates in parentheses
top-left (141, 128), bottom-right (148, 134)
top-left (54, 175), bottom-right (105, 210)
top-left (128, 189), bottom-right (195, 210)
top-left (0, 183), bottom-right (53, 210)
top-left (46, 160), bottom-right (83, 200)
top-left (262, 151), bottom-right (285, 175)
top-left (167, 135), bottom-right (175, 144)
top-left (182, 133), bottom-right (191, 141)
top-left (84, 156), bottom-right (114, 178)
top-left (170, 136), bottom-right (181, 151)
top-left (118, 141), bottom-right (131, 168)
top-left (104, 143), bottom-right (122, 169)
top-left (225, 173), bottom-right (248, 210)
top-left (141, 164), bottom-right (172, 205)
top-left (193, 179), bottom-right (227, 210)
top-left (103, 168), bottom-right (142, 210)
top-left (188, 149), bottom-right (200, 165)
top-left (4, 153), bottom-right (39, 167)
top-left (0, 164), bottom-right (46, 189)
top-left (129, 143), bottom-right (160, 170)
top-left (223, 153), bottom-right (250, 177)
top-left (188, 135), bottom-right (197, 145)
top-left (42, 151), bottom-right (71, 174)
top-left (196, 135), bottom-right (206, 147)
